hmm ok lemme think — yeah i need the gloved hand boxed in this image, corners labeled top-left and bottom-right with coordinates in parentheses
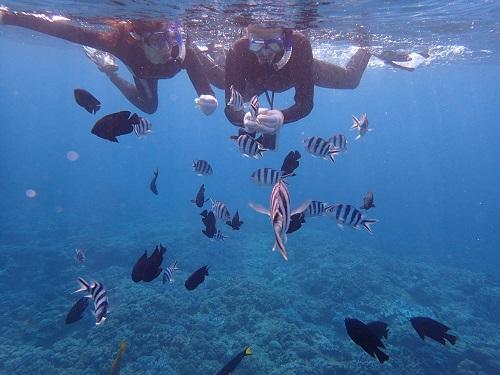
top-left (243, 109), bottom-right (264, 133)
top-left (0, 6), bottom-right (11, 24)
top-left (256, 109), bottom-right (284, 135)
top-left (194, 95), bottom-right (218, 116)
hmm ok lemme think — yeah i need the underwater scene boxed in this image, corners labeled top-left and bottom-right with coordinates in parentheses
top-left (0, 1), bottom-right (499, 374)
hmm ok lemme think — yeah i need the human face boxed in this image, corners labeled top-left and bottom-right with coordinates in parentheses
top-left (142, 31), bottom-right (178, 64)
top-left (248, 34), bottom-right (284, 65)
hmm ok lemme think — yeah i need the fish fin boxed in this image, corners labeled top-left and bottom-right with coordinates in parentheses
top-left (244, 346), bottom-right (252, 356)
top-left (248, 202), bottom-right (270, 216)
top-left (229, 135), bottom-right (239, 140)
top-left (273, 224), bottom-right (288, 261)
top-left (354, 135), bottom-right (361, 140)
top-left (362, 219), bottom-right (378, 234)
top-left (73, 277), bottom-right (90, 294)
top-left (351, 115), bottom-right (359, 128)
top-left (329, 153), bottom-right (336, 163)
top-left (337, 223), bottom-right (345, 230)
top-left (375, 349), bottom-right (389, 364)
top-left (444, 333), bottom-right (458, 345)
top-left (292, 200), bottom-right (311, 216)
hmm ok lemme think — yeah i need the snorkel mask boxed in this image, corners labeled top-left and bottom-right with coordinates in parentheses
top-left (247, 24), bottom-right (293, 71)
top-left (131, 22), bottom-right (186, 64)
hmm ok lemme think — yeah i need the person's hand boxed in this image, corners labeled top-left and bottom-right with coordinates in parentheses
top-left (243, 109), bottom-right (265, 133)
top-left (195, 95), bottom-right (218, 116)
top-left (0, 6), bottom-right (11, 24)
top-left (256, 109), bottom-right (284, 135)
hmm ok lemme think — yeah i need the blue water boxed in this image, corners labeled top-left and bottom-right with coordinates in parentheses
top-left (1, 3), bottom-right (500, 375)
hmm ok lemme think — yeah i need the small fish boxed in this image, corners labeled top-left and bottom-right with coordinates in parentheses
top-left (227, 85), bottom-right (244, 111)
top-left (192, 159), bottom-right (213, 176)
top-left (360, 191), bottom-right (375, 210)
top-left (211, 199), bottom-right (231, 222)
top-left (109, 339), bottom-right (127, 375)
top-left (74, 88), bottom-right (101, 114)
top-left (249, 95), bottom-right (260, 119)
top-left (201, 210), bottom-right (217, 239)
top-left (410, 317), bottom-right (458, 345)
top-left (301, 200), bottom-right (331, 218)
top-left (367, 321), bottom-right (389, 340)
top-left (91, 111), bottom-right (139, 142)
top-left (215, 346), bottom-right (252, 375)
top-left (235, 134), bottom-right (267, 159)
top-left (131, 244), bottom-right (166, 283)
top-left (162, 261), bottom-right (180, 284)
top-left (302, 136), bottom-right (340, 163)
top-left (133, 117), bottom-right (153, 137)
top-left (74, 277), bottom-right (109, 326)
top-left (325, 204), bottom-right (378, 233)
top-left (226, 210), bottom-right (243, 230)
top-left (280, 150), bottom-right (301, 176)
top-left (150, 168), bottom-right (159, 195)
top-left (351, 113), bottom-right (371, 140)
top-left (75, 248), bottom-right (86, 264)
top-left (213, 230), bottom-right (228, 241)
top-left (250, 168), bottom-right (285, 186)
top-left (191, 184), bottom-right (209, 207)
top-left (286, 212), bottom-right (306, 234)
top-left (65, 296), bottom-right (90, 324)
top-left (345, 318), bottom-right (389, 363)
top-left (185, 265), bottom-right (209, 291)
top-left (328, 134), bottom-right (348, 152)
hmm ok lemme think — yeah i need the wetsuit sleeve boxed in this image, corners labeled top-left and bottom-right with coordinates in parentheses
top-left (281, 34), bottom-right (314, 124)
top-left (183, 45), bottom-right (215, 97)
top-left (313, 48), bottom-right (371, 89)
top-left (224, 45), bottom-right (246, 127)
top-left (2, 9), bottom-right (119, 54)
top-left (106, 73), bottom-right (159, 114)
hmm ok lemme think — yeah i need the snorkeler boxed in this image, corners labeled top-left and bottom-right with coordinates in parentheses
top-left (0, 7), bottom-right (218, 115)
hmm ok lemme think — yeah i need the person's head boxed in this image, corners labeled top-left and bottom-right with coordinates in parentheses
top-left (129, 20), bottom-right (186, 64)
top-left (246, 23), bottom-right (293, 70)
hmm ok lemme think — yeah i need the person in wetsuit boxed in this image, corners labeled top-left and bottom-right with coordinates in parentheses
top-left (204, 24), bottom-right (372, 150)
top-left (0, 7), bottom-right (217, 115)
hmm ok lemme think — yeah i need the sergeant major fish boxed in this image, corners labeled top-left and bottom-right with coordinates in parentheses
top-left (234, 134), bottom-right (267, 159)
top-left (162, 261), bottom-right (180, 284)
top-left (351, 113), bottom-right (371, 140)
top-left (328, 134), bottom-right (348, 152)
top-left (211, 199), bottom-right (231, 222)
top-left (227, 85), bottom-right (244, 111)
top-left (302, 136), bottom-right (340, 163)
top-left (74, 277), bottom-right (109, 326)
top-left (249, 95), bottom-right (260, 119)
top-left (192, 160), bottom-right (213, 176)
top-left (325, 204), bottom-right (378, 233)
top-left (133, 117), bottom-right (152, 137)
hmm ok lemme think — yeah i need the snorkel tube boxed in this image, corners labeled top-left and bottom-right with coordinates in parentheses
top-left (274, 28), bottom-right (292, 71)
top-left (170, 23), bottom-right (186, 64)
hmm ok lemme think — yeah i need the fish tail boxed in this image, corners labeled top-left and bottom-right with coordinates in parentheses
top-left (351, 115), bottom-right (359, 129)
top-left (444, 333), bottom-right (458, 345)
top-left (154, 168), bottom-right (158, 176)
top-left (273, 225), bottom-right (288, 261)
top-left (375, 349), bottom-right (389, 363)
top-left (244, 346), bottom-right (252, 356)
top-left (74, 277), bottom-right (90, 293)
top-left (361, 219), bottom-right (378, 234)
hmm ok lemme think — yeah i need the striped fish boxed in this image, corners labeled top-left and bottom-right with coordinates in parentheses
top-left (74, 248), bottom-right (86, 264)
top-left (236, 134), bottom-right (267, 159)
top-left (249, 95), bottom-right (260, 119)
top-left (351, 113), bottom-right (371, 140)
top-left (192, 159), bottom-right (213, 176)
top-left (325, 204), bottom-right (378, 233)
top-left (211, 199), bottom-right (231, 221)
top-left (162, 261), bottom-right (180, 284)
top-left (328, 134), bottom-right (347, 152)
top-left (302, 200), bottom-right (331, 218)
top-left (133, 117), bottom-right (153, 137)
top-left (302, 136), bottom-right (340, 163)
top-left (250, 168), bottom-right (284, 186)
top-left (74, 277), bottom-right (109, 326)
top-left (213, 230), bottom-right (227, 241)
top-left (227, 85), bottom-right (244, 111)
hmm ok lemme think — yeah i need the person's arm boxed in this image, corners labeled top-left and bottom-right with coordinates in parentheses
top-left (224, 42), bottom-right (247, 127)
top-left (106, 73), bottom-right (159, 114)
top-left (1, 8), bottom-right (119, 54)
top-left (281, 34), bottom-right (314, 124)
top-left (183, 45), bottom-right (215, 97)
top-left (313, 48), bottom-right (371, 89)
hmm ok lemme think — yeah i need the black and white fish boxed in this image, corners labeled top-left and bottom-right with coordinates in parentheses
top-left (162, 261), bottom-right (180, 284)
top-left (328, 134), bottom-right (348, 152)
top-left (192, 160), bottom-right (213, 176)
top-left (227, 85), bottom-right (244, 111)
top-left (351, 113), bottom-right (371, 140)
top-left (250, 168), bottom-right (285, 186)
top-left (302, 200), bottom-right (331, 218)
top-left (214, 230), bottom-right (228, 241)
top-left (75, 248), bottom-right (86, 264)
top-left (302, 136), bottom-right (340, 163)
top-left (133, 117), bottom-right (153, 137)
top-left (236, 134), bottom-right (267, 159)
top-left (325, 204), bottom-right (378, 233)
top-left (211, 199), bottom-right (231, 222)
top-left (74, 277), bottom-right (109, 326)
top-left (249, 95), bottom-right (260, 119)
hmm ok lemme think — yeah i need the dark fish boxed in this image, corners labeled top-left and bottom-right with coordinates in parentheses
top-left (280, 150), bottom-right (301, 176)
top-left (201, 210), bottom-right (217, 238)
top-left (75, 277), bottom-right (109, 326)
top-left (74, 88), bottom-right (101, 114)
top-left (360, 191), bottom-right (375, 210)
top-left (185, 265), bottom-right (209, 291)
top-left (65, 296), bottom-right (90, 324)
top-left (367, 321), bottom-right (389, 340)
top-left (150, 168), bottom-right (159, 195)
top-left (226, 210), bottom-right (243, 230)
top-left (91, 111), bottom-right (139, 142)
top-left (131, 250), bottom-right (148, 283)
top-left (345, 318), bottom-right (389, 364)
top-left (286, 212), bottom-right (305, 234)
top-left (191, 184), bottom-right (209, 207)
top-left (109, 339), bottom-right (127, 375)
top-left (142, 243), bottom-right (167, 282)
top-left (410, 317), bottom-right (457, 345)
top-left (216, 346), bottom-right (252, 375)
